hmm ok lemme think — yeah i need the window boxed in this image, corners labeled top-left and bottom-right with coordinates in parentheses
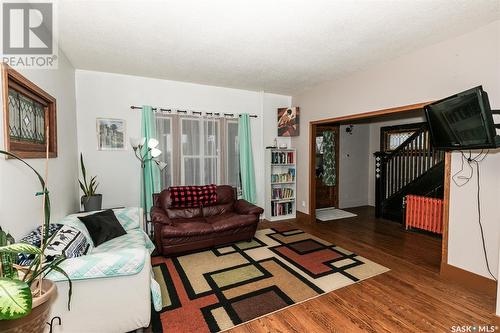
top-left (385, 131), bottom-right (415, 151)
top-left (156, 116), bottom-right (173, 187)
top-left (156, 114), bottom-right (240, 189)
top-left (226, 120), bottom-right (240, 188)
top-left (181, 118), bottom-right (220, 185)
top-left (2, 64), bottom-right (57, 158)
top-left (202, 119), bottom-right (220, 185)
top-left (380, 123), bottom-right (426, 152)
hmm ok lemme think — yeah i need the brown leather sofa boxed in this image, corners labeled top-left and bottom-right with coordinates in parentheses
top-left (151, 185), bottom-right (264, 256)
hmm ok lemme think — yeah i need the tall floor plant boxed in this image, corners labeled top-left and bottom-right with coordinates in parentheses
top-left (0, 149), bottom-right (72, 320)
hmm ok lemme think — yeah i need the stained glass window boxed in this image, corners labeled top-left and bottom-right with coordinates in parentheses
top-left (8, 89), bottom-right (46, 144)
top-left (2, 64), bottom-right (57, 158)
top-left (385, 131), bottom-right (416, 151)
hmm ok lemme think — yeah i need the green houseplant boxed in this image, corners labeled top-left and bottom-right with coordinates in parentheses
top-left (0, 150), bottom-right (71, 331)
top-left (79, 153), bottom-right (102, 212)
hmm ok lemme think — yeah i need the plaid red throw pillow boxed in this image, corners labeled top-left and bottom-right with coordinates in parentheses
top-left (169, 184), bottom-right (217, 208)
top-left (197, 184), bottom-right (217, 206)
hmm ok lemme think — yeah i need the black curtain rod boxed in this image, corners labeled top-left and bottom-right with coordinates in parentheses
top-left (130, 105), bottom-right (258, 118)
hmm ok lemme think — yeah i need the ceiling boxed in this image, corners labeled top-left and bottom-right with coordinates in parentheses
top-left (58, 0), bottom-right (500, 94)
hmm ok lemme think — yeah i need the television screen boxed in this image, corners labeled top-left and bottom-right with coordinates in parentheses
top-left (424, 86), bottom-right (498, 150)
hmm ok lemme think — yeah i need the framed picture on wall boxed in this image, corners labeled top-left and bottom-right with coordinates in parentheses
top-left (278, 107), bottom-right (300, 137)
top-left (96, 118), bottom-right (126, 150)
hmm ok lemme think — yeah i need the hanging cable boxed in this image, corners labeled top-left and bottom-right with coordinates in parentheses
top-left (451, 150), bottom-right (487, 187)
top-left (451, 150), bottom-right (496, 281)
top-left (474, 159), bottom-right (496, 281)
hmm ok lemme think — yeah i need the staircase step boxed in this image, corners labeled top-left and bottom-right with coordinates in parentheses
top-left (381, 161), bottom-right (445, 223)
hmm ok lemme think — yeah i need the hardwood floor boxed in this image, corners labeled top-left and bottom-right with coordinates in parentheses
top-left (228, 206), bottom-right (497, 333)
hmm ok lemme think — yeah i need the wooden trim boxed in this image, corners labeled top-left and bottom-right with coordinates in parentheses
top-left (309, 101), bottom-right (432, 221)
top-left (11, 140), bottom-right (46, 152)
top-left (308, 101), bottom-right (452, 272)
top-left (440, 262), bottom-right (497, 296)
top-left (296, 210), bottom-right (311, 221)
top-left (315, 125), bottom-right (340, 209)
top-left (380, 122), bottom-right (426, 152)
top-left (9, 81), bottom-right (49, 106)
top-left (310, 102), bottom-right (431, 125)
top-left (334, 126), bottom-right (340, 209)
top-left (1, 63), bottom-right (57, 158)
top-left (48, 100), bottom-right (57, 157)
top-left (2, 63), bottom-right (9, 155)
top-left (3, 64), bottom-right (56, 104)
top-left (441, 152), bottom-right (451, 265)
top-left (309, 122), bottom-right (316, 218)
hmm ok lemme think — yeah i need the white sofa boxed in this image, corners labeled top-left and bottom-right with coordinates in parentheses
top-left (47, 208), bottom-right (154, 333)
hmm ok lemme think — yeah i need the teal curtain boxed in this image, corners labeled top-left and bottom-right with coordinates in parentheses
top-left (141, 105), bottom-right (161, 216)
top-left (322, 131), bottom-right (336, 186)
top-left (238, 114), bottom-right (257, 203)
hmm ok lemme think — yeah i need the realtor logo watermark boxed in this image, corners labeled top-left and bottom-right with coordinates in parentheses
top-left (451, 325), bottom-right (498, 332)
top-left (1, 1), bottom-right (58, 69)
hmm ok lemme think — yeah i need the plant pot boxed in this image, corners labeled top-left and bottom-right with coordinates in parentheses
top-left (82, 194), bottom-right (102, 212)
top-left (0, 279), bottom-right (56, 333)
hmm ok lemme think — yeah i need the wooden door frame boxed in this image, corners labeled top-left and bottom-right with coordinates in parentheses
top-left (314, 124), bottom-right (340, 209)
top-left (308, 101), bottom-right (451, 267)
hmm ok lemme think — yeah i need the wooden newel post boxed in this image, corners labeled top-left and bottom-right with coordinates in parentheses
top-left (374, 151), bottom-right (386, 218)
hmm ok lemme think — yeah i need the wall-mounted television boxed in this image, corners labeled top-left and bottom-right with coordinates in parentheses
top-left (424, 86), bottom-right (499, 150)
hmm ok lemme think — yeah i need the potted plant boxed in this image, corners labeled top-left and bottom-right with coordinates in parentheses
top-left (0, 150), bottom-right (71, 332)
top-left (79, 153), bottom-right (102, 212)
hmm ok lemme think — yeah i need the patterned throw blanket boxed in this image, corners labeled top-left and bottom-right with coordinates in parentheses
top-left (169, 184), bottom-right (217, 207)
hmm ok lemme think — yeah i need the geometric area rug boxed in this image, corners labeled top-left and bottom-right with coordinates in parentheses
top-left (150, 226), bottom-right (389, 332)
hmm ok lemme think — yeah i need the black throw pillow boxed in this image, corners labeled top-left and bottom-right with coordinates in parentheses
top-left (78, 209), bottom-right (127, 247)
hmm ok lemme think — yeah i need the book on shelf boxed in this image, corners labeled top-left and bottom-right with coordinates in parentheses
top-left (271, 151), bottom-right (294, 164)
top-left (272, 187), bottom-right (294, 200)
top-left (266, 148), bottom-right (296, 220)
top-left (271, 168), bottom-right (296, 183)
top-left (271, 201), bottom-right (294, 217)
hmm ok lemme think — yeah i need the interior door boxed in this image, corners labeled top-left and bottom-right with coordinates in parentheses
top-left (315, 125), bottom-right (339, 209)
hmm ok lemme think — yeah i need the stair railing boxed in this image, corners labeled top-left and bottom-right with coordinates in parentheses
top-left (374, 124), bottom-right (444, 218)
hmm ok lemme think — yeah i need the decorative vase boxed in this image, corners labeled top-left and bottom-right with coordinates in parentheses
top-left (81, 194), bottom-right (102, 212)
top-left (0, 279), bottom-right (56, 333)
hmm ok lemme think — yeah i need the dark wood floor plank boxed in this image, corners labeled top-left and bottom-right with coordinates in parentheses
top-left (227, 206), bottom-right (496, 333)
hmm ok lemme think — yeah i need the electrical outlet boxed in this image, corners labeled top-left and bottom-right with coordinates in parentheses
top-left (301, 201), bottom-right (306, 207)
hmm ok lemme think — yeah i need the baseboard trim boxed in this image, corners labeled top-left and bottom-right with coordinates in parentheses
top-left (296, 211), bottom-right (313, 223)
top-left (297, 211), bottom-right (497, 296)
top-left (440, 262), bottom-right (497, 296)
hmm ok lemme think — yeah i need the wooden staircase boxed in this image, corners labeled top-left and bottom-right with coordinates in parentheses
top-left (374, 124), bottom-right (445, 222)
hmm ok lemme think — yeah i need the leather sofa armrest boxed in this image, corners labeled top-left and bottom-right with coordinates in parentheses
top-left (234, 199), bottom-right (264, 216)
top-left (151, 206), bottom-right (173, 225)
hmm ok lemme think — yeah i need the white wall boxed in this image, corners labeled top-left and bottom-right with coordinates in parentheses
top-left (75, 70), bottom-right (291, 212)
top-left (0, 52), bottom-right (79, 239)
top-left (338, 124), bottom-right (370, 208)
top-left (292, 20), bottom-right (500, 279)
top-left (329, 116), bottom-right (425, 209)
top-left (262, 93), bottom-right (292, 148)
top-left (497, 246), bottom-right (500, 316)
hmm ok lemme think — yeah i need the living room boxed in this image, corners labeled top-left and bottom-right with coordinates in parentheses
top-left (0, 1), bottom-right (499, 333)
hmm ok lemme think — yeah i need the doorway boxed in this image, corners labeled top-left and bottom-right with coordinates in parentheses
top-left (307, 101), bottom-right (451, 272)
top-left (314, 125), bottom-right (340, 209)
